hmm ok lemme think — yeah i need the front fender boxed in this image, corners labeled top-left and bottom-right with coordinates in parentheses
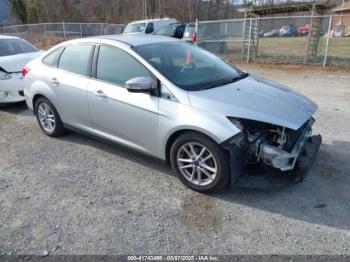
top-left (156, 99), bottom-right (241, 160)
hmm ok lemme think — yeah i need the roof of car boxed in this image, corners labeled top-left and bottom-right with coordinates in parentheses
top-left (94, 34), bottom-right (179, 47)
top-left (0, 35), bottom-right (21, 40)
top-left (128, 18), bottom-right (176, 24)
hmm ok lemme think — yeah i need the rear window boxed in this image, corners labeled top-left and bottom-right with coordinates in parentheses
top-left (124, 23), bottom-right (146, 33)
top-left (0, 39), bottom-right (37, 57)
top-left (58, 44), bottom-right (93, 76)
top-left (42, 47), bottom-right (63, 67)
top-left (156, 26), bottom-right (176, 36)
top-left (183, 24), bottom-right (195, 37)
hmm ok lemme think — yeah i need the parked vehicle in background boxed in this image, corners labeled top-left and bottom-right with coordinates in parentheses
top-left (182, 23), bottom-right (196, 43)
top-left (298, 24), bottom-right (324, 37)
top-left (263, 29), bottom-right (280, 37)
top-left (0, 35), bottom-right (41, 104)
top-left (279, 24), bottom-right (298, 37)
top-left (155, 23), bottom-right (186, 39)
top-left (24, 35), bottom-right (321, 193)
top-left (258, 30), bottom-right (265, 37)
top-left (297, 24), bottom-right (310, 36)
top-left (123, 18), bottom-right (177, 35)
top-left (182, 23), bottom-right (225, 53)
top-left (333, 22), bottom-right (345, 37)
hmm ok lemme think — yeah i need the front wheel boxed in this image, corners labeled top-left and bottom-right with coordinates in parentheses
top-left (170, 132), bottom-right (230, 193)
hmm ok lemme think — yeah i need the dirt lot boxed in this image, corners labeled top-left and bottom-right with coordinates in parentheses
top-left (1, 63), bottom-right (350, 255)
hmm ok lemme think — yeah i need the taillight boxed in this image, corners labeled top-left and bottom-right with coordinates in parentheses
top-left (22, 66), bottom-right (30, 77)
top-left (192, 32), bottom-right (197, 45)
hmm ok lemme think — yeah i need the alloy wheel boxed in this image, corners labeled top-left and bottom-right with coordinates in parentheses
top-left (37, 102), bottom-right (56, 133)
top-left (176, 142), bottom-right (217, 186)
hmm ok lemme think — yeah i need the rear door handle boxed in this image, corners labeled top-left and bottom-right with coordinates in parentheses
top-left (50, 78), bottom-right (59, 85)
top-left (94, 90), bottom-right (107, 98)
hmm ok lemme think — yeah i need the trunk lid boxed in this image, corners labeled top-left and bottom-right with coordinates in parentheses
top-left (0, 52), bottom-right (42, 73)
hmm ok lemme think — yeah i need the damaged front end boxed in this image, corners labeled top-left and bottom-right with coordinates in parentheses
top-left (223, 117), bottom-right (322, 188)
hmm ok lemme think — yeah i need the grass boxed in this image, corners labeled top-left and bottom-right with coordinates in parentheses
top-left (258, 37), bottom-right (350, 59)
top-left (218, 36), bottom-right (350, 65)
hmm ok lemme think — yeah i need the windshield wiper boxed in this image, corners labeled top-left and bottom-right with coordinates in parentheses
top-left (204, 73), bottom-right (250, 89)
top-left (201, 73), bottom-right (249, 90)
top-left (232, 72), bottom-right (249, 82)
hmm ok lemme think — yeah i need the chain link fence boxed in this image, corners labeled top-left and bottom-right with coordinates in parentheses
top-left (1, 17), bottom-right (349, 66)
top-left (197, 15), bottom-right (350, 67)
top-left (0, 22), bottom-right (125, 49)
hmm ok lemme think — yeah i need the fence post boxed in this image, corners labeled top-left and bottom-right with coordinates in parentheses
top-left (100, 23), bottom-right (103, 35)
top-left (195, 19), bottom-right (198, 45)
top-left (63, 21), bottom-right (66, 39)
top-left (241, 18), bottom-right (246, 59)
top-left (247, 17), bottom-right (252, 63)
top-left (43, 23), bottom-right (47, 37)
top-left (80, 23), bottom-right (83, 38)
top-left (224, 22), bottom-right (228, 56)
top-left (323, 15), bottom-right (333, 67)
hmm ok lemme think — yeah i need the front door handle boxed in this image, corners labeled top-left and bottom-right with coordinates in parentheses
top-left (50, 78), bottom-right (59, 85)
top-left (94, 90), bottom-right (107, 98)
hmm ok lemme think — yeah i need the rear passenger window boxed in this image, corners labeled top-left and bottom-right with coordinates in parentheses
top-left (96, 45), bottom-right (149, 87)
top-left (58, 45), bottom-right (93, 76)
top-left (42, 47), bottom-right (63, 67)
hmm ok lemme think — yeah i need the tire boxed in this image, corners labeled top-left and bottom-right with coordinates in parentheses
top-left (170, 132), bottom-right (230, 193)
top-left (34, 97), bottom-right (64, 137)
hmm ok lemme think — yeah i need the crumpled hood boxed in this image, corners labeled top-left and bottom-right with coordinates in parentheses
top-left (187, 75), bottom-right (318, 130)
top-left (0, 52), bottom-right (42, 73)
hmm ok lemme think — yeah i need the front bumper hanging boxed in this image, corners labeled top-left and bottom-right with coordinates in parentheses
top-left (233, 134), bottom-right (322, 189)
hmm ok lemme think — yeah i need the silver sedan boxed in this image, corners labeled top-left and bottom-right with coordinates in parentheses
top-left (23, 35), bottom-right (321, 193)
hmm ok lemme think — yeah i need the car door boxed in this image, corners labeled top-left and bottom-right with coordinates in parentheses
top-left (54, 44), bottom-right (94, 127)
top-left (87, 45), bottom-right (159, 155)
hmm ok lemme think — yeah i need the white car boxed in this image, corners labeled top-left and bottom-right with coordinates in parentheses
top-left (0, 35), bottom-right (41, 104)
top-left (123, 18), bottom-right (177, 35)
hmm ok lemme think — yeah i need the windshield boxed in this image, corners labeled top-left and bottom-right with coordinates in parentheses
top-left (0, 39), bottom-right (37, 57)
top-left (156, 26), bottom-right (176, 36)
top-left (134, 42), bottom-right (245, 91)
top-left (124, 23), bottom-right (146, 33)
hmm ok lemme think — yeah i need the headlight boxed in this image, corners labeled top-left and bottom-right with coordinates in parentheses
top-left (0, 71), bottom-right (12, 80)
top-left (0, 91), bottom-right (8, 97)
top-left (227, 117), bottom-right (243, 130)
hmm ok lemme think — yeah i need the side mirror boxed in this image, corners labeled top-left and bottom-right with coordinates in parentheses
top-left (126, 77), bottom-right (153, 93)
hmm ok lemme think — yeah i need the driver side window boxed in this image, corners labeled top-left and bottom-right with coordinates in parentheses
top-left (96, 45), bottom-right (150, 87)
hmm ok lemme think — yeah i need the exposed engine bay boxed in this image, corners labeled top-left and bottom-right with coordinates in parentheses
top-left (230, 117), bottom-right (315, 172)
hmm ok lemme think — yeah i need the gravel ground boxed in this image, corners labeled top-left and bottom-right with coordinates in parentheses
top-left (0, 63), bottom-right (350, 255)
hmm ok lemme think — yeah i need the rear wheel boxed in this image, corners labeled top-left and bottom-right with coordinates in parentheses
top-left (170, 132), bottom-right (229, 193)
top-left (34, 98), bottom-right (64, 137)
